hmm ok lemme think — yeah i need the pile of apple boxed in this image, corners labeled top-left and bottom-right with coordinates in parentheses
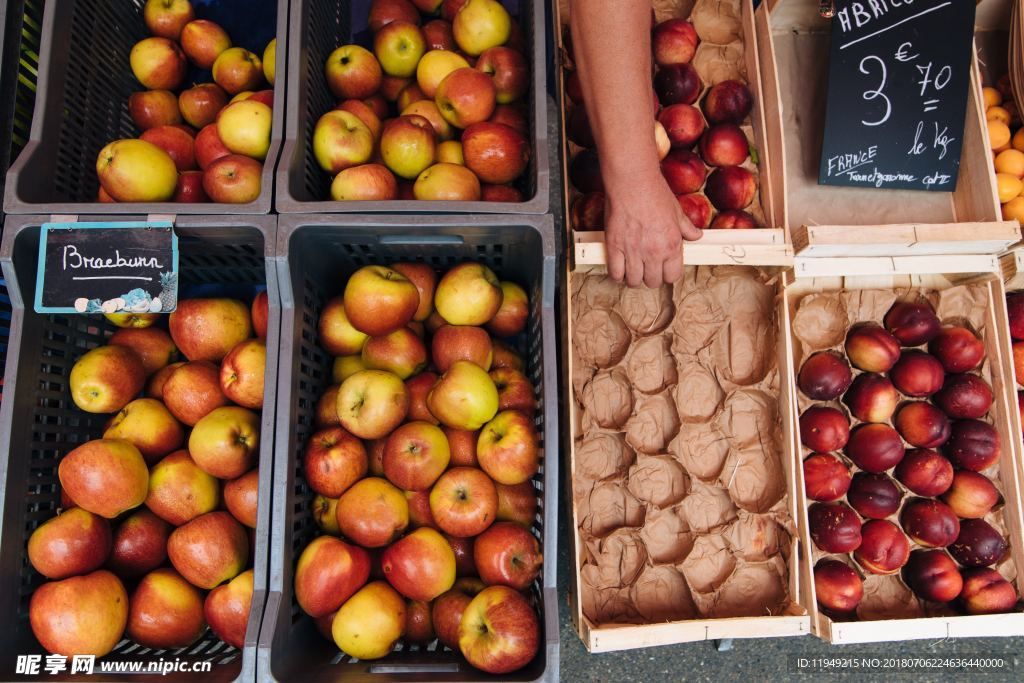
top-left (95, 0), bottom-right (276, 204)
top-left (293, 262), bottom-right (543, 674)
top-left (986, 78), bottom-right (1024, 223)
top-left (312, 0), bottom-right (530, 202)
top-left (565, 17), bottom-right (761, 232)
top-left (799, 299), bottom-right (1018, 618)
top-left (26, 294), bottom-right (269, 658)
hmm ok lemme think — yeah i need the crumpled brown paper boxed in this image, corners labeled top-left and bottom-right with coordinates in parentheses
top-left (627, 454), bottom-right (690, 508)
top-left (691, 0), bottom-right (741, 44)
top-left (641, 506), bottom-right (694, 564)
top-left (576, 431), bottom-right (635, 482)
top-left (670, 422), bottom-right (732, 481)
top-left (572, 263), bottom-right (795, 627)
top-left (630, 566), bottom-right (699, 622)
top-left (681, 534), bottom-right (736, 593)
top-left (581, 368), bottom-right (634, 429)
top-left (574, 308), bottom-right (631, 369)
top-left (627, 335), bottom-right (678, 394)
top-left (620, 285), bottom-right (675, 335)
top-left (625, 391), bottom-right (680, 454)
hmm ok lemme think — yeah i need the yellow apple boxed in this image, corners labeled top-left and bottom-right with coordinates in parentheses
top-left (427, 360), bottom-right (499, 430)
top-left (437, 140), bottom-right (464, 165)
top-left (263, 39), bottom-right (277, 85)
top-left (414, 162), bottom-right (481, 200)
top-left (217, 101), bottom-right (273, 160)
top-left (332, 581), bottom-right (406, 660)
top-left (314, 110), bottom-right (374, 174)
top-left (96, 139), bottom-right (179, 203)
top-left (453, 0), bottom-right (511, 56)
top-left (416, 50), bottom-right (470, 98)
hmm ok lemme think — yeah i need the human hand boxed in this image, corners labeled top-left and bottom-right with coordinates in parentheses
top-left (604, 171), bottom-right (702, 288)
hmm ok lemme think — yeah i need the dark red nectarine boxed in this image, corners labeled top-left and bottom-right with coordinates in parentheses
top-left (894, 401), bottom-right (951, 449)
top-left (943, 420), bottom-right (1000, 471)
top-left (800, 407), bottom-right (850, 453)
top-left (901, 498), bottom-right (960, 548)
top-left (884, 301), bottom-right (940, 347)
top-left (798, 351), bottom-right (853, 401)
top-left (903, 550), bottom-right (963, 603)
top-left (847, 472), bottom-right (902, 519)
top-left (808, 502), bottom-right (862, 553)
top-left (949, 519), bottom-right (1008, 568)
top-left (893, 449), bottom-right (953, 497)
top-left (928, 327), bottom-right (984, 373)
top-left (803, 453), bottom-right (852, 502)
top-left (814, 559), bottom-right (863, 613)
top-left (959, 567), bottom-right (1018, 614)
top-left (845, 323), bottom-right (901, 373)
top-left (889, 350), bottom-right (945, 397)
top-left (845, 424), bottom-right (905, 473)
top-left (933, 374), bottom-right (993, 420)
top-left (941, 470), bottom-right (1000, 519)
top-left (855, 519), bottom-right (910, 575)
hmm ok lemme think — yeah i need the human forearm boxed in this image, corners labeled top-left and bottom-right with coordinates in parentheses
top-left (569, 0), bottom-right (660, 185)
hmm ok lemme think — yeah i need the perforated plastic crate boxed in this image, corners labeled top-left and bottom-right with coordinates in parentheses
top-left (0, 215), bottom-right (280, 682)
top-left (258, 214), bottom-right (558, 682)
top-left (4, 0), bottom-right (287, 215)
top-left (276, 0), bottom-right (550, 214)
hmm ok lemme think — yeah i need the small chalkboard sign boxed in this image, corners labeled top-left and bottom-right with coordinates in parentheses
top-left (818, 0), bottom-right (978, 191)
top-left (35, 222), bottom-right (179, 315)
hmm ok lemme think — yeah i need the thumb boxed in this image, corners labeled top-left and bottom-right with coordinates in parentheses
top-left (676, 212), bottom-right (703, 242)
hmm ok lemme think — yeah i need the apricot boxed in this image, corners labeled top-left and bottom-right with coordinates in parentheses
top-left (995, 149), bottom-right (1024, 178)
top-left (989, 120), bottom-right (1011, 150)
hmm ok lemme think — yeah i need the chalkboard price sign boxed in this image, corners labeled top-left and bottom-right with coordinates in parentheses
top-left (818, 0), bottom-right (978, 191)
top-left (35, 222), bottom-right (179, 315)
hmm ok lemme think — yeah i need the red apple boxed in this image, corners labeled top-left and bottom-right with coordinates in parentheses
top-left (195, 123), bottom-right (232, 170)
top-left (203, 154), bottom-right (263, 204)
top-left (473, 521), bottom-right (541, 590)
top-left (383, 421), bottom-right (451, 491)
top-left (458, 586), bottom-right (540, 674)
top-left (381, 527), bottom-right (456, 601)
top-left (294, 536), bottom-right (371, 618)
top-left (304, 426), bottom-right (368, 499)
top-left (429, 466), bottom-right (498, 537)
top-left (476, 46), bottom-right (528, 104)
top-left (462, 122), bottom-right (529, 184)
top-left (129, 89), bottom-right (182, 130)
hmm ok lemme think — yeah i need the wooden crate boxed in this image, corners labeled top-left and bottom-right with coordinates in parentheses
top-left (565, 256), bottom-right (810, 652)
top-left (555, 0), bottom-right (792, 264)
top-left (782, 256), bottom-right (1024, 644)
top-left (760, 0), bottom-right (1006, 249)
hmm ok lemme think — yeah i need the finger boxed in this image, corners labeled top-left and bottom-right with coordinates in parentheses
top-left (663, 249), bottom-right (684, 284)
top-left (625, 250), bottom-right (644, 288)
top-left (607, 246), bottom-right (626, 282)
top-left (643, 256), bottom-right (663, 288)
top-left (677, 212), bottom-right (703, 242)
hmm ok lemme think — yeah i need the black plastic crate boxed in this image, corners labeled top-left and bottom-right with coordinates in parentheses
top-left (4, 0), bottom-right (288, 215)
top-left (276, 0), bottom-right (550, 214)
top-left (0, 214), bottom-right (280, 682)
top-left (258, 214), bottom-right (558, 681)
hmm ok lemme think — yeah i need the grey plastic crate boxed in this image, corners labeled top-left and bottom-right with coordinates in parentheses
top-left (258, 214), bottom-right (558, 681)
top-left (0, 0), bottom-right (44, 200)
top-left (4, 0), bottom-right (288, 215)
top-left (0, 214), bottom-right (280, 682)
top-left (276, 0), bottom-right (550, 214)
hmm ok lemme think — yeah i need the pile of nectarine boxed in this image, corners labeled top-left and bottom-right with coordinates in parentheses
top-left (96, 0), bottom-right (276, 204)
top-left (295, 262), bottom-right (542, 674)
top-left (564, 14), bottom-right (761, 232)
top-left (312, 0), bottom-right (531, 201)
top-left (985, 77), bottom-right (1024, 223)
top-left (800, 298), bottom-right (1018, 618)
top-left (27, 293), bottom-right (269, 658)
